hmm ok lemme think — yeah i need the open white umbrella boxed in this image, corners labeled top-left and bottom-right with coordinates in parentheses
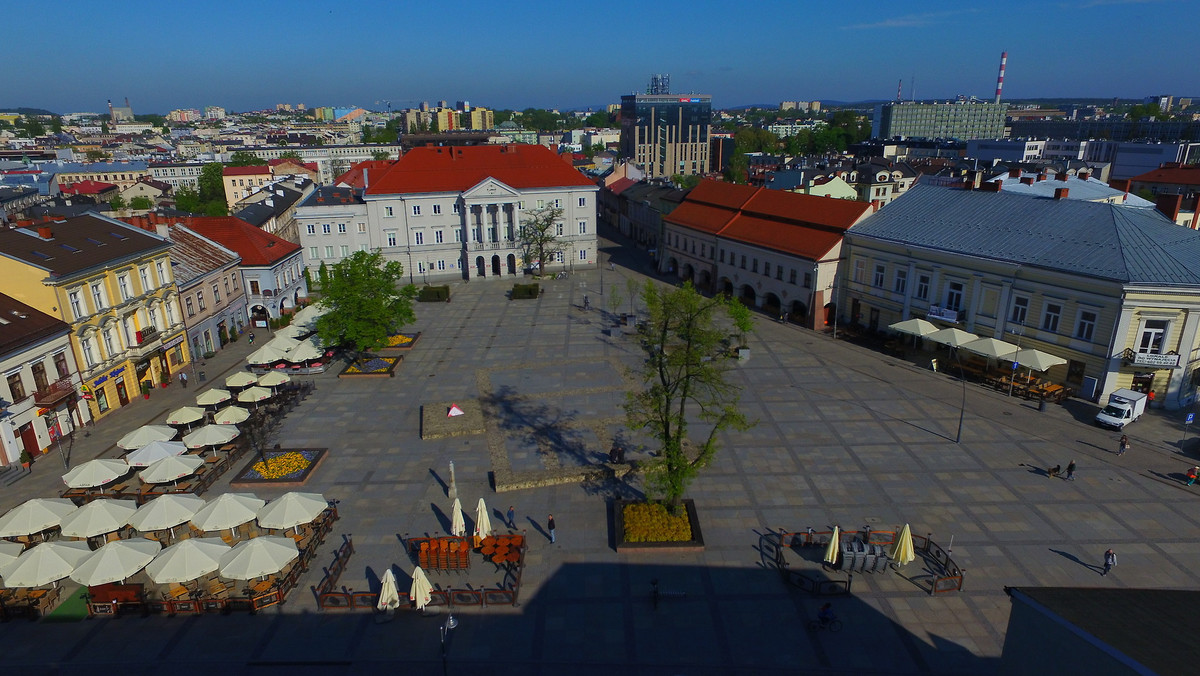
top-left (960, 337), bottom-right (1019, 360)
top-left (139, 455), bottom-right (204, 485)
top-left (0, 541), bottom-right (92, 587)
top-left (256, 492), bottom-right (327, 531)
top-left (225, 371), bottom-right (258, 389)
top-left (146, 537), bottom-right (230, 584)
top-left (69, 539), bottom-right (160, 586)
top-left (125, 440), bottom-right (188, 468)
top-left (218, 536), bottom-right (298, 580)
top-left (285, 338), bottom-right (322, 363)
top-left (183, 424), bottom-right (240, 450)
top-left (128, 494), bottom-right (206, 532)
top-left (925, 327), bottom-right (977, 348)
top-left (823, 526), bottom-right (840, 565)
top-left (213, 406), bottom-right (250, 426)
top-left (1013, 348), bottom-right (1068, 373)
top-left (449, 498), bottom-right (465, 537)
top-left (257, 371), bottom-right (291, 388)
top-left (889, 318), bottom-right (939, 337)
top-left (62, 459), bottom-right (130, 489)
top-left (292, 302), bottom-right (326, 328)
top-left (58, 499), bottom-right (137, 538)
top-left (890, 523), bottom-right (916, 567)
top-left (474, 497), bottom-right (492, 547)
top-left (195, 389), bottom-right (231, 407)
top-left (236, 386), bottom-right (273, 404)
top-left (0, 541), bottom-right (24, 568)
top-left (274, 323), bottom-right (308, 341)
top-left (409, 566), bottom-right (432, 610)
top-left (246, 343), bottom-right (291, 365)
top-left (377, 568), bottom-right (401, 612)
top-left (117, 424), bottom-right (176, 450)
top-left (191, 493), bottom-right (265, 532)
top-left (0, 498), bottom-right (78, 537)
top-left (265, 336), bottom-right (301, 352)
top-left (166, 406), bottom-right (206, 426)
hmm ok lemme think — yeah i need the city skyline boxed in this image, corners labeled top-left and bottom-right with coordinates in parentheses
top-left (6, 0), bottom-right (1198, 114)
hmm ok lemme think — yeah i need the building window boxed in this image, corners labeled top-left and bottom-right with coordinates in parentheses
top-left (555, 251), bottom-right (564, 263)
top-left (776, 266), bottom-right (783, 280)
top-left (309, 246), bottom-right (319, 260)
top-left (853, 260), bottom-right (866, 283)
top-left (340, 245), bottom-right (349, 257)
top-left (224, 278), bottom-right (231, 296)
top-left (148, 305), bottom-right (159, 330)
top-left (556, 223), bottom-right (564, 236)
top-left (324, 246), bottom-right (334, 258)
top-left (453, 203), bottom-right (460, 214)
top-left (139, 267), bottom-right (150, 292)
top-left (103, 327), bottom-right (117, 355)
top-left (578, 249), bottom-right (588, 260)
top-left (31, 363), bottom-right (48, 392)
top-left (212, 284), bottom-right (221, 303)
top-left (437, 260), bottom-right (446, 271)
top-left (6, 373), bottom-right (25, 402)
top-left (537, 200), bottom-right (545, 209)
top-left (412, 205), bottom-right (421, 216)
top-left (386, 231), bottom-right (397, 247)
top-left (763, 262), bottom-right (770, 277)
top-left (414, 231), bottom-right (424, 245)
top-left (916, 274), bottom-right (930, 300)
top-left (338, 223), bottom-right (346, 233)
top-left (358, 223), bottom-right (367, 233)
top-left (385, 206), bottom-right (394, 217)
top-left (91, 283), bottom-right (105, 310)
top-left (165, 299), bottom-right (177, 325)
top-left (196, 291), bottom-right (205, 312)
top-left (454, 229), bottom-right (461, 243)
top-left (873, 264), bottom-right (885, 288)
top-left (578, 197), bottom-right (587, 207)
top-left (719, 249), bottom-right (725, 264)
top-left (578, 221), bottom-right (587, 234)
top-left (435, 230), bottom-right (444, 244)
top-left (740, 255), bottom-right (747, 270)
top-left (306, 224), bottom-right (316, 235)
top-left (1076, 310), bottom-right (1097, 342)
top-left (1137, 319), bottom-right (1168, 353)
top-left (752, 259), bottom-right (758, 273)
top-left (52, 352), bottom-right (69, 379)
top-left (156, 261), bottom-right (168, 284)
top-left (1041, 302), bottom-right (1061, 333)
top-left (68, 290), bottom-right (84, 319)
top-left (322, 224), bottom-right (331, 234)
top-left (81, 337), bottom-right (97, 367)
top-left (1011, 296), bottom-right (1030, 324)
top-left (249, 280), bottom-right (260, 295)
top-left (433, 204), bottom-right (442, 215)
top-left (945, 282), bottom-right (964, 311)
top-left (894, 269), bottom-right (907, 294)
top-left (554, 199), bottom-right (562, 208)
top-left (359, 244), bottom-right (368, 252)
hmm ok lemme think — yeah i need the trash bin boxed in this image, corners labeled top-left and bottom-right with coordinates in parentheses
top-left (1038, 397), bottom-right (1047, 412)
top-left (199, 371), bottom-right (207, 382)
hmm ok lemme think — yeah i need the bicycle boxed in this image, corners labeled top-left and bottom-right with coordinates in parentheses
top-left (807, 617), bottom-right (842, 633)
top-left (556, 271), bottom-right (568, 280)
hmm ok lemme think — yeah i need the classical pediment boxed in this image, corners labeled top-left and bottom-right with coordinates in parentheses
top-left (462, 177), bottom-right (520, 200)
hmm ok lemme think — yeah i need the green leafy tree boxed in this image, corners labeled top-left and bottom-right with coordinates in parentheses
top-left (226, 151), bottom-right (263, 167)
top-left (203, 200), bottom-right (228, 217)
top-left (175, 186), bottom-right (202, 213)
top-left (671, 174), bottom-right (702, 190)
top-left (517, 206), bottom-right (565, 275)
top-left (625, 281), bottom-right (755, 510)
top-left (314, 250), bottom-right (417, 357)
top-left (109, 195), bottom-right (127, 211)
top-left (129, 196), bottom-right (152, 210)
top-left (725, 152), bottom-right (749, 184)
top-left (371, 150), bottom-right (391, 161)
top-left (18, 117), bottom-right (46, 137)
top-left (584, 111), bottom-right (612, 128)
top-left (198, 163), bottom-right (226, 203)
top-left (101, 120), bottom-right (110, 134)
top-left (51, 117), bottom-right (63, 134)
top-left (85, 149), bottom-right (110, 162)
top-left (278, 150), bottom-right (302, 161)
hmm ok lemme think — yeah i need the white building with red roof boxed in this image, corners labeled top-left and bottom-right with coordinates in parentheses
top-left (326, 144), bottom-right (599, 282)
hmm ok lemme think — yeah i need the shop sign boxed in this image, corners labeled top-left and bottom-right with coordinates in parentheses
top-left (163, 334), bottom-right (185, 349)
top-left (1132, 352), bottom-right (1181, 369)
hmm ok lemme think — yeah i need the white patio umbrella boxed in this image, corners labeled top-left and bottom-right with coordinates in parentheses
top-left (409, 566), bottom-right (432, 610)
top-left (285, 338), bottom-right (322, 363)
top-left (274, 323), bottom-right (308, 341)
top-left (139, 455), bottom-right (204, 485)
top-left (0, 541), bottom-right (24, 567)
top-left (213, 406), bottom-right (250, 426)
top-left (0, 498), bottom-right (77, 537)
top-left (256, 492), bottom-right (327, 531)
top-left (145, 537), bottom-right (230, 584)
top-left (474, 497), bottom-right (493, 547)
top-left (257, 371), bottom-right (291, 388)
top-left (191, 493), bottom-right (265, 532)
top-left (125, 440), bottom-right (188, 468)
top-left (264, 336), bottom-right (301, 352)
top-left (377, 568), bottom-right (401, 612)
top-left (58, 499), bottom-right (137, 538)
top-left (218, 536), bottom-right (298, 580)
top-left (225, 371), bottom-right (258, 389)
top-left (0, 541), bottom-right (93, 587)
top-left (890, 523), bottom-right (916, 568)
top-left (888, 318), bottom-right (939, 338)
top-left (1013, 348), bottom-right (1068, 374)
top-left (128, 494), bottom-right (206, 532)
top-left (236, 386), bottom-right (273, 404)
top-left (449, 498), bottom-right (466, 537)
top-left (960, 337), bottom-right (1019, 361)
top-left (69, 539), bottom-right (160, 586)
top-left (292, 302), bottom-right (326, 327)
top-left (246, 344), bottom-right (291, 365)
top-left (183, 424), bottom-right (240, 450)
top-left (925, 327), bottom-right (978, 348)
top-left (117, 424), bottom-right (176, 450)
top-left (62, 459), bottom-right (131, 490)
top-left (823, 526), bottom-right (840, 565)
top-left (195, 388), bottom-right (232, 407)
top-left (165, 406), bottom-right (206, 426)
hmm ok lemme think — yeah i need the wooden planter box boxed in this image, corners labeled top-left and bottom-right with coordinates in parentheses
top-left (613, 499), bottom-right (705, 553)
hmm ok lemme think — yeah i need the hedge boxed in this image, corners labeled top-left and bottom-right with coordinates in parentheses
top-left (418, 285), bottom-right (450, 302)
top-left (511, 283), bottom-right (540, 300)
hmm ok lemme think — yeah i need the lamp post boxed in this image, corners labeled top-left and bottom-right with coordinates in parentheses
top-left (440, 613), bottom-right (458, 676)
top-left (1007, 324), bottom-right (1024, 398)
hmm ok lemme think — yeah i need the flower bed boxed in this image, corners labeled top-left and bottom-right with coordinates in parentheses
top-left (231, 448), bottom-right (328, 487)
top-left (377, 332), bottom-right (421, 354)
top-left (613, 499), bottom-right (705, 552)
top-left (338, 355), bottom-right (402, 378)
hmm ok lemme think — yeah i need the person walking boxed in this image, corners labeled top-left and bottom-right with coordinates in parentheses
top-left (547, 514), bottom-right (556, 543)
top-left (1117, 435), bottom-right (1129, 456)
top-left (507, 506), bottom-right (516, 530)
top-left (1187, 467), bottom-right (1199, 486)
top-left (179, 372), bottom-right (188, 389)
top-left (1065, 460), bottom-right (1077, 481)
top-left (1102, 548), bottom-right (1116, 576)
top-left (248, 332), bottom-right (256, 345)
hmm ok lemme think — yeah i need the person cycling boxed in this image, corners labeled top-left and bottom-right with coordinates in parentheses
top-left (817, 603), bottom-right (836, 625)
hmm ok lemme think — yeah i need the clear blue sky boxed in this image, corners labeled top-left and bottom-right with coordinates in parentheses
top-left (7, 0), bottom-right (1195, 114)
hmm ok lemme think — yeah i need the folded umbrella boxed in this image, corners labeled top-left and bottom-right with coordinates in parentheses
top-left (409, 566), bottom-right (432, 610)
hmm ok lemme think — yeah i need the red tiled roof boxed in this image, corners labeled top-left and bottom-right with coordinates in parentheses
top-left (335, 160), bottom-right (396, 189)
top-left (365, 145), bottom-right (595, 195)
top-left (606, 177), bottom-right (638, 196)
top-left (222, 165), bottom-right (270, 176)
top-left (61, 180), bottom-right (118, 195)
top-left (125, 214), bottom-right (298, 267)
top-left (665, 180), bottom-right (871, 260)
top-left (1130, 164), bottom-right (1200, 186)
top-left (268, 158), bottom-right (319, 173)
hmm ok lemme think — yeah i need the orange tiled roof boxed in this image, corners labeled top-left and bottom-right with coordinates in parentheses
top-left (365, 144), bottom-right (594, 195)
top-left (1131, 164), bottom-right (1200, 185)
top-left (334, 160), bottom-right (396, 189)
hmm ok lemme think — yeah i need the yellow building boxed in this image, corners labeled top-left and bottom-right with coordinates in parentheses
top-left (222, 165), bottom-right (271, 207)
top-left (0, 214), bottom-right (190, 420)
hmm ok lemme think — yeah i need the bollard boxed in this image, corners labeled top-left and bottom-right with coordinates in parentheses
top-left (1038, 398), bottom-right (1047, 412)
top-left (199, 371), bottom-right (207, 382)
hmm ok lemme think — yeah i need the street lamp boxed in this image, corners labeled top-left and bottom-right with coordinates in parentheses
top-left (440, 613), bottom-right (458, 676)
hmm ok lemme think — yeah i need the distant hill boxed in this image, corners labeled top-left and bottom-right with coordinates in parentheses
top-left (0, 107), bottom-right (57, 116)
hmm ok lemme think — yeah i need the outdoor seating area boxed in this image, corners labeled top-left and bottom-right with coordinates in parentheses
top-left (244, 305), bottom-right (335, 375)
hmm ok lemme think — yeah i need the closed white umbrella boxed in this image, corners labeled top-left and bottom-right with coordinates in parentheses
top-left (195, 389), bottom-right (232, 407)
top-left (0, 541), bottom-right (92, 587)
top-left (960, 337), bottom-right (1019, 360)
top-left (128, 494), bottom-right (206, 532)
top-left (225, 371), bottom-right (258, 389)
top-left (0, 498), bottom-right (77, 537)
top-left (474, 497), bottom-right (492, 547)
top-left (139, 455), bottom-right (204, 485)
top-left (236, 386), bottom-right (273, 404)
top-left (117, 424), bottom-right (176, 450)
top-left (0, 541), bottom-right (24, 567)
top-left (246, 344), bottom-right (290, 365)
top-left (125, 440), bottom-right (188, 468)
top-left (890, 524), bottom-right (916, 567)
top-left (69, 539), bottom-right (160, 586)
top-left (256, 492), bottom-right (327, 531)
top-left (62, 459), bottom-right (130, 489)
top-left (218, 536), bottom-right (298, 579)
top-left (409, 566), bottom-right (432, 610)
top-left (377, 568), bottom-right (401, 612)
top-left (449, 498), bottom-right (465, 537)
top-left (191, 493), bottom-right (265, 532)
top-left (823, 526), bottom-right (840, 565)
top-left (257, 371), bottom-right (291, 388)
top-left (146, 537), bottom-right (230, 584)
top-left (58, 499), bottom-right (137, 538)
top-left (183, 424), bottom-right (240, 450)
top-left (166, 406), bottom-right (206, 426)
top-left (213, 406), bottom-right (250, 425)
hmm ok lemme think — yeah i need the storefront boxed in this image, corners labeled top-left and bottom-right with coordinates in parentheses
top-left (84, 364), bottom-right (131, 418)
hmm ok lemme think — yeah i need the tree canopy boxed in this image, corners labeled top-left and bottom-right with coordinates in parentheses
top-left (517, 206), bottom-right (565, 275)
top-left (315, 249), bottom-right (418, 355)
top-left (129, 196), bottom-right (152, 210)
top-left (625, 281), bottom-right (754, 508)
top-left (226, 151), bottom-right (264, 167)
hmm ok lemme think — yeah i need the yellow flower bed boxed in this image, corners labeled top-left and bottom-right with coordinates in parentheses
top-left (622, 502), bottom-right (692, 543)
top-left (386, 333), bottom-right (415, 347)
top-left (251, 452), bottom-right (311, 480)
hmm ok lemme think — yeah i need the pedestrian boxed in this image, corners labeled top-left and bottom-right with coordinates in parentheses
top-left (609, 261), bottom-right (615, 271)
top-left (616, 444), bottom-right (626, 464)
top-left (1117, 435), bottom-right (1129, 456)
top-left (507, 506), bottom-right (516, 529)
top-left (248, 332), bottom-right (255, 345)
top-left (1187, 467), bottom-right (1199, 486)
top-left (1065, 460), bottom-right (1077, 481)
top-left (583, 295), bottom-right (590, 311)
top-left (547, 514), bottom-right (556, 543)
top-left (1102, 548), bottom-right (1116, 576)
top-left (179, 372), bottom-right (188, 389)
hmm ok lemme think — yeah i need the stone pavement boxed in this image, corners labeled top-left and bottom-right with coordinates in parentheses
top-left (3, 234), bottom-right (1200, 675)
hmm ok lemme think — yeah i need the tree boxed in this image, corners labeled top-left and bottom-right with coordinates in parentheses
top-left (371, 150), bottom-right (391, 161)
top-left (517, 206), bottom-right (565, 275)
top-left (671, 174), bottom-right (702, 190)
top-left (314, 250), bottom-right (417, 357)
top-left (175, 186), bottom-right (202, 213)
top-left (101, 120), bottom-right (110, 134)
top-left (129, 196), bottom-right (152, 210)
top-left (226, 151), bottom-right (263, 167)
top-left (198, 163), bottom-right (226, 204)
top-left (51, 117), bottom-right (63, 134)
top-left (584, 111), bottom-right (612, 128)
top-left (625, 281), bottom-right (754, 510)
top-left (725, 153), bottom-right (749, 184)
top-left (109, 195), bottom-right (127, 212)
top-left (85, 149), bottom-right (110, 162)
top-left (278, 150), bottom-right (302, 161)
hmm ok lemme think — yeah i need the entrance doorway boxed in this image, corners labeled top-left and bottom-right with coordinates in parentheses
top-left (491, 255), bottom-right (501, 276)
top-left (18, 422), bottom-right (39, 457)
top-left (475, 256), bottom-right (486, 278)
top-left (506, 254), bottom-right (516, 275)
top-left (115, 378), bottom-right (129, 406)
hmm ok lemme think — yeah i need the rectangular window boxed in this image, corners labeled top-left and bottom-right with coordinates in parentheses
top-left (359, 244), bottom-right (368, 252)
top-left (435, 230), bottom-right (444, 243)
top-left (454, 229), bottom-right (461, 243)
top-left (873, 264), bottom-right (885, 288)
top-left (916, 274), bottom-right (930, 300)
top-left (324, 246), bottom-right (334, 258)
top-left (306, 224), bottom-right (316, 235)
top-left (91, 283), bottom-right (105, 310)
top-left (555, 251), bottom-right (564, 263)
top-left (196, 291), bottom-right (205, 311)
top-left (763, 262), bottom-right (770, 277)
top-left (412, 205), bottom-right (421, 216)
top-left (776, 266), bottom-right (783, 280)
top-left (578, 249), bottom-right (588, 260)
top-left (414, 232), bottom-right (424, 245)
top-left (249, 280), bottom-right (260, 295)
top-left (752, 259), bottom-right (758, 273)
top-left (224, 278), bottom-right (231, 295)
top-left (578, 221), bottom-right (587, 234)
top-left (946, 282), bottom-right (964, 311)
top-left (578, 197), bottom-right (586, 207)
top-left (433, 204), bottom-right (442, 215)
top-left (53, 352), bottom-right (69, 378)
top-left (340, 245), bottom-right (349, 257)
top-left (437, 260), bottom-right (446, 271)
top-left (554, 199), bottom-right (562, 208)
top-left (139, 267), bottom-right (150, 292)
top-left (894, 269), bottom-right (907, 294)
top-left (212, 283), bottom-right (221, 303)
top-left (1011, 296), bottom-right (1029, 324)
top-left (68, 290), bottom-right (83, 319)
top-left (1076, 311), bottom-right (1097, 341)
top-left (82, 338), bottom-right (97, 368)
top-left (103, 328), bottom-right (117, 356)
top-left (453, 203), bottom-right (460, 214)
top-left (7, 373), bottom-right (26, 402)
top-left (1138, 319), bottom-right (1168, 353)
top-left (386, 231), bottom-right (397, 247)
top-left (384, 206), bottom-right (394, 217)
top-left (31, 363), bottom-right (48, 392)
top-left (1041, 302), bottom-right (1061, 333)
top-left (322, 224), bottom-right (331, 235)
top-left (309, 246), bottom-right (319, 260)
top-left (185, 297), bottom-right (195, 316)
top-left (358, 223), bottom-right (367, 233)
top-left (853, 260), bottom-right (866, 283)
top-left (156, 261), bottom-right (168, 284)
top-left (719, 249), bottom-right (725, 264)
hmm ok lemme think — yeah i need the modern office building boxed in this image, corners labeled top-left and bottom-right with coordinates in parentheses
top-left (872, 101), bottom-right (1006, 141)
top-left (619, 93), bottom-right (711, 178)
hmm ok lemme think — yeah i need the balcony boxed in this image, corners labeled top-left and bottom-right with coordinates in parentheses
top-left (34, 377), bottom-right (76, 406)
top-left (927, 305), bottom-right (960, 323)
top-left (469, 241), bottom-right (514, 252)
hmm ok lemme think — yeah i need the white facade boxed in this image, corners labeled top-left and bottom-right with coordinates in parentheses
top-left (150, 163), bottom-right (206, 190)
top-left (0, 331), bottom-right (91, 466)
top-left (296, 192), bottom-right (370, 273)
top-left (242, 251), bottom-right (307, 321)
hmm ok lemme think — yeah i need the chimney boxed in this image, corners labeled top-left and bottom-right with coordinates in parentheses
top-left (1078, 170), bottom-right (1090, 181)
top-left (1020, 176), bottom-right (1034, 185)
top-left (1108, 178), bottom-right (1132, 193)
top-left (155, 223), bottom-right (169, 238)
top-left (37, 226), bottom-right (52, 239)
top-left (1056, 172), bottom-right (1068, 181)
top-left (1054, 188), bottom-right (1070, 200)
top-left (982, 180), bottom-right (1002, 192)
top-left (1008, 167), bottom-right (1021, 178)
top-left (362, 168), bottom-right (369, 189)
top-left (1037, 173), bottom-right (1047, 182)
top-left (1156, 193), bottom-right (1183, 222)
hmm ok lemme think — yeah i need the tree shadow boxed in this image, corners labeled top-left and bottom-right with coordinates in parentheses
top-left (1050, 548), bottom-right (1102, 573)
top-left (481, 384), bottom-right (593, 468)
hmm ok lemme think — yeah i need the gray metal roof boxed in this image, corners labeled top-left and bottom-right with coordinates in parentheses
top-left (847, 183), bottom-right (1200, 286)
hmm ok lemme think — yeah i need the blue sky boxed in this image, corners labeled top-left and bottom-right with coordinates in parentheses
top-left (7, 0), bottom-right (1195, 114)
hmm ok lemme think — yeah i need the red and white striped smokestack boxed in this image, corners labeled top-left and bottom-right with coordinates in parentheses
top-left (995, 51), bottom-right (1007, 104)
